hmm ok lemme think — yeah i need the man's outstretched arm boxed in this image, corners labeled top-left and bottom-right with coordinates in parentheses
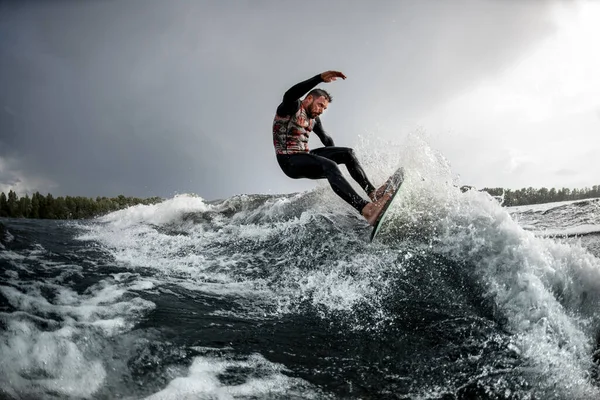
top-left (276, 74), bottom-right (323, 116)
top-left (283, 75), bottom-right (322, 104)
top-left (313, 117), bottom-right (335, 147)
top-left (276, 71), bottom-right (347, 116)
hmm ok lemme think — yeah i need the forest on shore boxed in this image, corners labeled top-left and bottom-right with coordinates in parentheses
top-left (1, 185), bottom-right (599, 219)
top-left (0, 191), bottom-right (162, 219)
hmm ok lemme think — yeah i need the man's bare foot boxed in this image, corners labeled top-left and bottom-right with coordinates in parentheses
top-left (361, 193), bottom-right (393, 226)
top-left (368, 183), bottom-right (388, 202)
top-left (368, 174), bottom-right (397, 201)
top-left (369, 168), bottom-right (406, 201)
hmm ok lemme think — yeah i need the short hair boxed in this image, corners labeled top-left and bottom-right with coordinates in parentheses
top-left (307, 88), bottom-right (333, 102)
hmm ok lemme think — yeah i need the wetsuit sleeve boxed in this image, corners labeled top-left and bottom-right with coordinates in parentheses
top-left (276, 74), bottom-right (324, 116)
top-left (313, 117), bottom-right (335, 147)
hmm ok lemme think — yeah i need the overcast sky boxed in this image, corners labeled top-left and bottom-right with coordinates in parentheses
top-left (1, 0), bottom-right (599, 200)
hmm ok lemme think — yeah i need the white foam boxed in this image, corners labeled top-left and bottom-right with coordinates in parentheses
top-left (372, 136), bottom-right (600, 396)
top-left (76, 189), bottom-right (393, 330)
top-left (144, 353), bottom-right (326, 400)
top-left (1, 280), bottom-right (154, 333)
top-left (129, 279), bottom-right (156, 291)
top-left (96, 193), bottom-right (211, 227)
top-left (222, 193), bottom-right (299, 223)
top-left (535, 224), bottom-right (600, 237)
top-left (0, 318), bottom-right (107, 398)
top-left (273, 253), bottom-right (392, 317)
top-left (0, 264), bottom-right (156, 398)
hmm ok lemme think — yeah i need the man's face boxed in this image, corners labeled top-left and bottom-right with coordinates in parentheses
top-left (306, 95), bottom-right (329, 118)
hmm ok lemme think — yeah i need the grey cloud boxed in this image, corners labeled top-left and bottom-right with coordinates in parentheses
top-left (0, 0), bottom-right (559, 199)
top-left (554, 169), bottom-right (578, 177)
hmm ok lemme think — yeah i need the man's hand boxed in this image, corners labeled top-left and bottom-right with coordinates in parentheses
top-left (320, 70), bottom-right (347, 82)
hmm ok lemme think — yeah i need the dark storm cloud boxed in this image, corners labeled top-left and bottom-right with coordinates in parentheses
top-left (0, 0), bottom-right (558, 199)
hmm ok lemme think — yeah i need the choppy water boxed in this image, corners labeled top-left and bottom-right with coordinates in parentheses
top-left (2, 140), bottom-right (600, 399)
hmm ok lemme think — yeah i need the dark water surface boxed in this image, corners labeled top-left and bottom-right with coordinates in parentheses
top-left (2, 192), bottom-right (600, 399)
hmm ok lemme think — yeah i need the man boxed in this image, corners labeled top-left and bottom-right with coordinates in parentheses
top-left (273, 70), bottom-right (392, 226)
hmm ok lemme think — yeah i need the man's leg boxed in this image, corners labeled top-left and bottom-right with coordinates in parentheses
top-left (309, 147), bottom-right (376, 196)
top-left (276, 153), bottom-right (368, 213)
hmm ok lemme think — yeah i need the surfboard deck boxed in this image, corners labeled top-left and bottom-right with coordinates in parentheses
top-left (370, 167), bottom-right (405, 242)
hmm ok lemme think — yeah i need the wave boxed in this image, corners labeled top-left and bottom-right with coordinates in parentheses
top-left (3, 131), bottom-right (599, 398)
top-left (72, 135), bottom-right (600, 398)
top-left (0, 216), bottom-right (325, 399)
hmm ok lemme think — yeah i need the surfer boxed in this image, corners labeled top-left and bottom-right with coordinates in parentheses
top-left (273, 71), bottom-right (392, 226)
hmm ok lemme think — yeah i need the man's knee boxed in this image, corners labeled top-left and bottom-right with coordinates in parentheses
top-left (328, 147), bottom-right (356, 164)
top-left (345, 148), bottom-right (358, 164)
top-left (322, 159), bottom-right (342, 177)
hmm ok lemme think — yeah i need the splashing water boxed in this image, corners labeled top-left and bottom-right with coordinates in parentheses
top-left (2, 133), bottom-right (600, 398)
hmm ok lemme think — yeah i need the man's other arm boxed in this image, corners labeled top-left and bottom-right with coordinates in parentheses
top-left (313, 117), bottom-right (335, 147)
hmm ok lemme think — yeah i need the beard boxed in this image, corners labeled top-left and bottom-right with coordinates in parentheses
top-left (306, 102), bottom-right (317, 119)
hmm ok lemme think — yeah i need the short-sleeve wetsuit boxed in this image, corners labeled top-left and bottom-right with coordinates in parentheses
top-left (273, 74), bottom-right (376, 212)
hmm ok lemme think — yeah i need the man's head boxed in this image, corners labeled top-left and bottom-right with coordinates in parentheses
top-left (302, 89), bottom-right (332, 119)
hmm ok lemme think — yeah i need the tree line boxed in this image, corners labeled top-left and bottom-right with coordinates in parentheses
top-left (481, 185), bottom-right (600, 207)
top-left (0, 191), bottom-right (163, 219)
top-left (1, 185), bottom-right (600, 220)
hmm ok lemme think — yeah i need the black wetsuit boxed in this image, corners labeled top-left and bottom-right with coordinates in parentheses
top-left (273, 75), bottom-right (375, 212)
